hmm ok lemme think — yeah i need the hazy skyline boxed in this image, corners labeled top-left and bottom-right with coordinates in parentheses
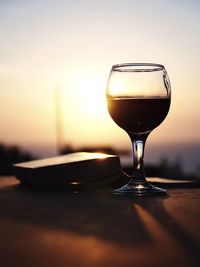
top-left (0, 0), bottom-right (199, 168)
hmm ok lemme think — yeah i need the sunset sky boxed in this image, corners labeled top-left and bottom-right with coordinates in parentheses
top-left (0, 0), bottom-right (199, 165)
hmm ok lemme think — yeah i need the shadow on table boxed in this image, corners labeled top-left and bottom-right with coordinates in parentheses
top-left (0, 182), bottom-right (199, 266)
top-left (0, 183), bottom-right (152, 246)
top-left (133, 196), bottom-right (200, 267)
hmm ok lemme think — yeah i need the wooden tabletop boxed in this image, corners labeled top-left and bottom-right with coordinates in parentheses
top-left (0, 176), bottom-right (199, 267)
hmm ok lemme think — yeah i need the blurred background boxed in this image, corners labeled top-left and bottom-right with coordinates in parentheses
top-left (0, 0), bottom-right (199, 178)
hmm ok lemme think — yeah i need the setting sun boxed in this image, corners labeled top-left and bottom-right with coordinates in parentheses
top-left (73, 71), bottom-right (108, 117)
top-left (54, 69), bottom-right (123, 149)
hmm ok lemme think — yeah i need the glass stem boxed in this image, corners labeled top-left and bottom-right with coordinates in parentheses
top-left (128, 133), bottom-right (149, 183)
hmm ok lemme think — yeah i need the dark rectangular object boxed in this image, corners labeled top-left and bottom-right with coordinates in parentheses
top-left (13, 152), bottom-right (122, 189)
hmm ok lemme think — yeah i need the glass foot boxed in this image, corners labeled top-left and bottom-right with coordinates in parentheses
top-left (112, 181), bottom-right (167, 196)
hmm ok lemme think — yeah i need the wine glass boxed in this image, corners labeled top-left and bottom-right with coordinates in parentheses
top-left (106, 63), bottom-right (171, 196)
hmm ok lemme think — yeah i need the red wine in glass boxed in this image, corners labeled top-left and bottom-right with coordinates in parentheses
top-left (107, 97), bottom-right (170, 134)
top-left (106, 63), bottom-right (171, 196)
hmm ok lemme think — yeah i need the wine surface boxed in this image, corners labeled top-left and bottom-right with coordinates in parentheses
top-left (107, 97), bottom-right (170, 134)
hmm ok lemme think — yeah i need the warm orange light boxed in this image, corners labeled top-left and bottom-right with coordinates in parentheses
top-left (55, 70), bottom-right (124, 147)
top-left (74, 71), bottom-right (107, 118)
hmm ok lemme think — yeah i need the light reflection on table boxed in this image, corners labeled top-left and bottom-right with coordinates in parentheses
top-left (0, 176), bottom-right (199, 267)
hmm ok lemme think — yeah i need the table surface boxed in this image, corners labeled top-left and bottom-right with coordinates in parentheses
top-left (0, 176), bottom-right (200, 267)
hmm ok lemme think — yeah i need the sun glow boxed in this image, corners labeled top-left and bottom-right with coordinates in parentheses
top-left (56, 69), bottom-right (109, 120)
top-left (55, 69), bottom-right (120, 147)
top-left (74, 71), bottom-right (108, 117)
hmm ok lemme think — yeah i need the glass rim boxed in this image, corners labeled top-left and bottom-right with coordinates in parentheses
top-left (111, 63), bottom-right (165, 72)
